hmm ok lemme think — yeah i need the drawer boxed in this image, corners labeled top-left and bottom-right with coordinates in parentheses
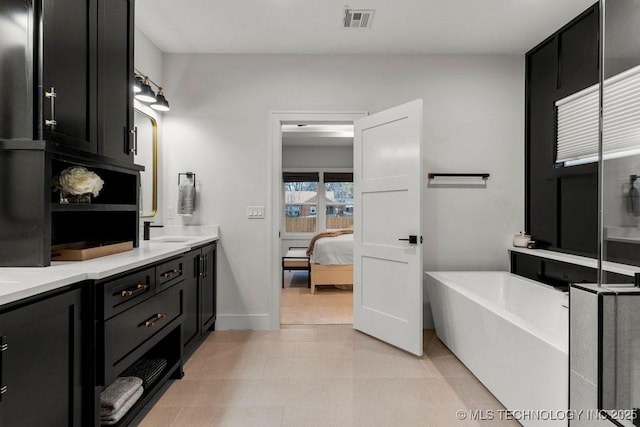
top-left (104, 284), bottom-right (183, 367)
top-left (156, 257), bottom-right (185, 292)
top-left (103, 267), bottom-right (156, 319)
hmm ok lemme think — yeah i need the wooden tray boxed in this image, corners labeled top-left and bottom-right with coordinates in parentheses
top-left (51, 241), bottom-right (133, 261)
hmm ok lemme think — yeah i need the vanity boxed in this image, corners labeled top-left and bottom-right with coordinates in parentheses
top-left (0, 233), bottom-right (218, 426)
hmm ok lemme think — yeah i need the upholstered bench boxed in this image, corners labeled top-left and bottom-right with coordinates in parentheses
top-left (282, 247), bottom-right (310, 288)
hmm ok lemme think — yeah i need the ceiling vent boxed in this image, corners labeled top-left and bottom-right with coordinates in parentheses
top-left (343, 8), bottom-right (375, 29)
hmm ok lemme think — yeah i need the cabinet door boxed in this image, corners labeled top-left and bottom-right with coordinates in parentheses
top-left (41, 0), bottom-right (95, 152)
top-left (0, 288), bottom-right (84, 426)
top-left (183, 249), bottom-right (200, 348)
top-left (200, 244), bottom-right (216, 332)
top-left (97, 0), bottom-right (134, 162)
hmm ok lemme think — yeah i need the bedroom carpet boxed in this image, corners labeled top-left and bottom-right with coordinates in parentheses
top-left (281, 271), bottom-right (353, 325)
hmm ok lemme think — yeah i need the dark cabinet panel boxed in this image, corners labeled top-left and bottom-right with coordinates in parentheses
top-left (97, 0), bottom-right (134, 162)
top-left (183, 243), bottom-right (217, 353)
top-left (559, 173), bottom-right (598, 254)
top-left (526, 38), bottom-right (559, 247)
top-left (558, 7), bottom-right (600, 96)
top-left (201, 243), bottom-right (217, 332)
top-left (0, 0), bottom-right (34, 140)
top-left (525, 4), bottom-right (599, 255)
top-left (41, 0), bottom-right (95, 152)
top-left (183, 249), bottom-right (200, 348)
top-left (0, 287), bottom-right (85, 426)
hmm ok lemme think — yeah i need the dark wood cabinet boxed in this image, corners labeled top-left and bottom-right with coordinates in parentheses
top-left (41, 0), bottom-right (95, 152)
top-left (0, 0), bottom-right (135, 162)
top-left (96, 258), bottom-right (185, 426)
top-left (183, 243), bottom-right (217, 352)
top-left (0, 286), bottom-right (86, 426)
top-left (525, 3), bottom-right (599, 256)
top-left (97, 0), bottom-right (135, 162)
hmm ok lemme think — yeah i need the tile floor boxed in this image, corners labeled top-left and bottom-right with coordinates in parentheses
top-left (138, 327), bottom-right (520, 426)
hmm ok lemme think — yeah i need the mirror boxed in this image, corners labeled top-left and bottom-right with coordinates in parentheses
top-left (134, 109), bottom-right (158, 217)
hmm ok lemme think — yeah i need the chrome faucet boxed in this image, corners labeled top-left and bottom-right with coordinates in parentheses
top-left (143, 221), bottom-right (164, 240)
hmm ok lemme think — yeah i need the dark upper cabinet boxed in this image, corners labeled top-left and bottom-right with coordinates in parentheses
top-left (41, 0), bottom-right (96, 152)
top-left (0, 0), bottom-right (135, 164)
top-left (525, 3), bottom-right (599, 256)
top-left (0, 0), bottom-right (34, 140)
top-left (97, 0), bottom-right (134, 162)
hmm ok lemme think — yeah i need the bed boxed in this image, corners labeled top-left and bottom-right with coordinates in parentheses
top-left (307, 231), bottom-right (353, 294)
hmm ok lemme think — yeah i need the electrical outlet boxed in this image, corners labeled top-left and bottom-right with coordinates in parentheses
top-left (167, 207), bottom-right (176, 220)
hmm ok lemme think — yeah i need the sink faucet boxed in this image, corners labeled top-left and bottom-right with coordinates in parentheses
top-left (143, 221), bottom-right (164, 241)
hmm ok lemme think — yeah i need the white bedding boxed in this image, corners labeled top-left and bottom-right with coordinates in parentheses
top-left (310, 233), bottom-right (353, 265)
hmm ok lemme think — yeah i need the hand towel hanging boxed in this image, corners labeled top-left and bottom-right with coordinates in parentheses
top-left (177, 172), bottom-right (196, 216)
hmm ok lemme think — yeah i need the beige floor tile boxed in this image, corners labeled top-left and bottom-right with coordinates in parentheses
top-left (280, 286), bottom-right (353, 325)
top-left (140, 325), bottom-right (515, 427)
top-left (429, 355), bottom-right (475, 378)
top-left (136, 406), bottom-right (183, 427)
top-left (171, 405), bottom-right (284, 427)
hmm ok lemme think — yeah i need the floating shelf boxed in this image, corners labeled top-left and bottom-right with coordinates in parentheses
top-left (51, 203), bottom-right (138, 212)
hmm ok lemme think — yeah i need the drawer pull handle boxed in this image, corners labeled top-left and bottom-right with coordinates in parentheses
top-left (120, 283), bottom-right (148, 298)
top-left (0, 385), bottom-right (7, 395)
top-left (161, 269), bottom-right (182, 280)
top-left (142, 312), bottom-right (167, 328)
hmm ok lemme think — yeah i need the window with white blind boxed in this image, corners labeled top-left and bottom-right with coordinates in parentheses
top-left (556, 64), bottom-right (640, 166)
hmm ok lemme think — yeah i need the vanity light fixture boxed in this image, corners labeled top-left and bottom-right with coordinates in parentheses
top-left (133, 69), bottom-right (170, 111)
top-left (150, 89), bottom-right (170, 112)
top-left (133, 75), bottom-right (144, 93)
top-left (135, 76), bottom-right (157, 103)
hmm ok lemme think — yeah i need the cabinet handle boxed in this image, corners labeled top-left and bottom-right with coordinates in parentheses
top-left (200, 256), bottom-right (205, 278)
top-left (44, 87), bottom-right (57, 129)
top-left (141, 312), bottom-right (167, 328)
top-left (130, 127), bottom-right (138, 154)
top-left (0, 336), bottom-right (7, 400)
top-left (204, 254), bottom-right (208, 277)
top-left (161, 269), bottom-right (182, 280)
top-left (120, 283), bottom-right (148, 298)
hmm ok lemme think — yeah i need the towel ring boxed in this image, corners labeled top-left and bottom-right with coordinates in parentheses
top-left (178, 172), bottom-right (196, 187)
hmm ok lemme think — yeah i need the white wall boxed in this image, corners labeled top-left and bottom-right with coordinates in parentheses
top-left (159, 53), bottom-right (525, 329)
top-left (283, 145), bottom-right (353, 169)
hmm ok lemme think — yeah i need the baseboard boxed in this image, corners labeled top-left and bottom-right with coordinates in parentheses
top-left (215, 313), bottom-right (271, 330)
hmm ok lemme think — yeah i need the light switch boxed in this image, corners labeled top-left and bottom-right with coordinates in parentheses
top-left (247, 206), bottom-right (265, 219)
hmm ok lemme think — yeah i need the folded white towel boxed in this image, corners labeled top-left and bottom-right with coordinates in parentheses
top-left (177, 183), bottom-right (195, 215)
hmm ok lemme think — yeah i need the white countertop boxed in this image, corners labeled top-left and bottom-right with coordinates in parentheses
top-left (510, 246), bottom-right (640, 277)
top-left (0, 230), bottom-right (219, 306)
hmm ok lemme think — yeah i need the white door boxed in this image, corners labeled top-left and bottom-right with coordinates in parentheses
top-left (353, 99), bottom-right (423, 356)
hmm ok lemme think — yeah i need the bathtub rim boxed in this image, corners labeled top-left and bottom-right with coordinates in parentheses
top-left (425, 270), bottom-right (568, 354)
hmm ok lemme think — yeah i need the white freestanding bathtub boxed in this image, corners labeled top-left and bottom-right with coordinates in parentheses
top-left (425, 271), bottom-right (568, 427)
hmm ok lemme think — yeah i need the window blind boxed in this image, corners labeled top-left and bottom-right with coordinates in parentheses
top-left (282, 172), bottom-right (319, 182)
top-left (324, 172), bottom-right (353, 183)
top-left (556, 64), bottom-right (640, 165)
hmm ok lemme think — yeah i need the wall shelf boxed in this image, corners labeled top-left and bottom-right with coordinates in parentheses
top-left (51, 203), bottom-right (138, 212)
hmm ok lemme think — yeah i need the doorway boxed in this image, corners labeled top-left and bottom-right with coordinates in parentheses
top-left (269, 112), bottom-right (366, 329)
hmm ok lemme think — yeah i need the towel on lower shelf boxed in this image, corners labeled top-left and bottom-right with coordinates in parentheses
top-left (100, 376), bottom-right (143, 417)
top-left (121, 358), bottom-right (168, 389)
top-left (101, 386), bottom-right (143, 425)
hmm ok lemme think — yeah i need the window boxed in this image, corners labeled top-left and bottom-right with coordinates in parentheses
top-left (324, 172), bottom-right (353, 230)
top-left (283, 171), bottom-right (353, 235)
top-left (556, 64), bottom-right (640, 166)
top-left (283, 172), bottom-right (318, 233)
